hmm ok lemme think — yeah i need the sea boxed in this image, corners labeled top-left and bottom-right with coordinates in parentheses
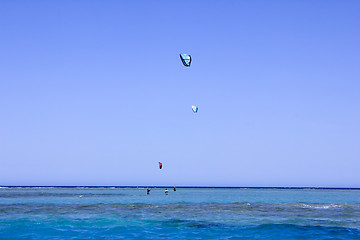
top-left (0, 187), bottom-right (359, 239)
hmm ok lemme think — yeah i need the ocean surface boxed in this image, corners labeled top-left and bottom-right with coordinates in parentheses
top-left (0, 187), bottom-right (359, 239)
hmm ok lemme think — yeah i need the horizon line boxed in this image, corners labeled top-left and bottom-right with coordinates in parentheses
top-left (1, 185), bottom-right (360, 190)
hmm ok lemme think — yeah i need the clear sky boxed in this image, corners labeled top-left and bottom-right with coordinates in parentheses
top-left (1, 0), bottom-right (359, 187)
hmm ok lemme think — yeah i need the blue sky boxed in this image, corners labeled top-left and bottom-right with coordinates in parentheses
top-left (0, 1), bottom-right (359, 187)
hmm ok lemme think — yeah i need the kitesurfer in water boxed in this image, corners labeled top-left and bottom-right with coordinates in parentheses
top-left (173, 186), bottom-right (176, 191)
top-left (165, 189), bottom-right (168, 195)
top-left (147, 188), bottom-right (151, 195)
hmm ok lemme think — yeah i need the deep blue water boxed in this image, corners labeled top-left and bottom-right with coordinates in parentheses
top-left (0, 187), bottom-right (359, 239)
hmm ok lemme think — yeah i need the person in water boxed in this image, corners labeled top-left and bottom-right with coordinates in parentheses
top-left (173, 186), bottom-right (176, 191)
top-left (147, 188), bottom-right (151, 195)
top-left (165, 189), bottom-right (168, 195)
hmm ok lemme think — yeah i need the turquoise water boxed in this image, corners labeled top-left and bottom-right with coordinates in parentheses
top-left (0, 187), bottom-right (360, 239)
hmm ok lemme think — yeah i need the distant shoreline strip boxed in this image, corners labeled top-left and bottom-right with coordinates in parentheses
top-left (1, 186), bottom-right (360, 190)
